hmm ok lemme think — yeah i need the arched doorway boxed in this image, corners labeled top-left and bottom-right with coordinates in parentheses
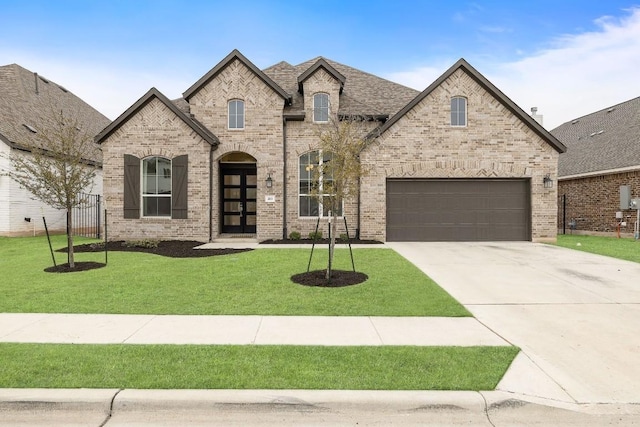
top-left (219, 152), bottom-right (257, 234)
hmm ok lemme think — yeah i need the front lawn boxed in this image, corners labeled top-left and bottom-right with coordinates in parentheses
top-left (0, 343), bottom-right (517, 390)
top-left (0, 236), bottom-right (469, 316)
top-left (555, 234), bottom-right (640, 263)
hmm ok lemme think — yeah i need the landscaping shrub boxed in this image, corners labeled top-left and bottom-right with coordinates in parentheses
top-left (308, 231), bottom-right (323, 240)
top-left (289, 231), bottom-right (301, 240)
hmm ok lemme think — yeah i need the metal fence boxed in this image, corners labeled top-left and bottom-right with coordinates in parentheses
top-left (70, 193), bottom-right (102, 239)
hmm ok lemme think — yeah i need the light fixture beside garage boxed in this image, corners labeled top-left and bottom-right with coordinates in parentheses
top-left (543, 174), bottom-right (553, 189)
top-left (265, 172), bottom-right (273, 189)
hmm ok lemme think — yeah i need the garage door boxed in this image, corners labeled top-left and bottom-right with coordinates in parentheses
top-left (386, 179), bottom-right (530, 241)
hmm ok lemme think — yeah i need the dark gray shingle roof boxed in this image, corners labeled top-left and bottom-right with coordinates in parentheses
top-left (551, 96), bottom-right (640, 177)
top-left (263, 57), bottom-right (420, 118)
top-left (0, 63), bottom-right (110, 164)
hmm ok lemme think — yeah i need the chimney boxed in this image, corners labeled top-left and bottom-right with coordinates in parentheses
top-left (34, 72), bottom-right (39, 94)
top-left (530, 107), bottom-right (543, 126)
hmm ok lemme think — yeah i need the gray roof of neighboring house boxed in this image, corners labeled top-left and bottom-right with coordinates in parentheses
top-left (263, 57), bottom-right (420, 118)
top-left (0, 63), bottom-right (110, 164)
top-left (551, 96), bottom-right (640, 177)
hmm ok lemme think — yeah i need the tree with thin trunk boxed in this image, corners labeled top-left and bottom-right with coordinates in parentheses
top-left (3, 107), bottom-right (99, 269)
top-left (310, 115), bottom-right (372, 280)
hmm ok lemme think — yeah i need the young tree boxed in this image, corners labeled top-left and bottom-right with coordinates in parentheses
top-left (4, 107), bottom-right (100, 268)
top-left (310, 115), bottom-right (372, 280)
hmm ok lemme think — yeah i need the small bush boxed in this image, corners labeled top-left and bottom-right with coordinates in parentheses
top-left (339, 233), bottom-right (350, 242)
top-left (123, 239), bottom-right (159, 249)
top-left (288, 231), bottom-right (301, 240)
top-left (308, 231), bottom-right (323, 240)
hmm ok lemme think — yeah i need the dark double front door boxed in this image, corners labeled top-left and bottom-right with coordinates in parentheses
top-left (220, 164), bottom-right (257, 234)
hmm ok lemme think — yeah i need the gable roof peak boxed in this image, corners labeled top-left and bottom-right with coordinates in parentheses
top-left (297, 58), bottom-right (346, 94)
top-left (370, 58), bottom-right (566, 153)
top-left (95, 87), bottom-right (219, 146)
top-left (182, 49), bottom-right (290, 103)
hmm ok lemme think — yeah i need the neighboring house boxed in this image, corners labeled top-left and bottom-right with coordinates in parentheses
top-left (0, 64), bottom-right (110, 236)
top-left (552, 96), bottom-right (640, 234)
top-left (96, 49), bottom-right (565, 243)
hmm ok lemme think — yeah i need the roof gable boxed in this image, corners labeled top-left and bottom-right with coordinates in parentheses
top-left (263, 57), bottom-right (419, 118)
top-left (297, 58), bottom-right (346, 94)
top-left (94, 87), bottom-right (219, 146)
top-left (182, 49), bottom-right (290, 103)
top-left (371, 59), bottom-right (566, 153)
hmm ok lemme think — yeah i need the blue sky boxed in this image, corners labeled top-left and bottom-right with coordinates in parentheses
top-left (1, 0), bottom-right (639, 129)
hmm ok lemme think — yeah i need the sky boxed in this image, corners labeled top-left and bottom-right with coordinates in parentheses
top-left (1, 0), bottom-right (639, 129)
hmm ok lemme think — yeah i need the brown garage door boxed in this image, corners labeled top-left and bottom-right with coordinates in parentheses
top-left (386, 179), bottom-right (530, 241)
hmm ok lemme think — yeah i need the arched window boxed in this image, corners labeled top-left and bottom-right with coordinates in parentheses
top-left (299, 150), bottom-right (342, 217)
top-left (313, 93), bottom-right (329, 123)
top-left (451, 96), bottom-right (467, 127)
top-left (142, 156), bottom-right (172, 217)
top-left (228, 99), bottom-right (245, 129)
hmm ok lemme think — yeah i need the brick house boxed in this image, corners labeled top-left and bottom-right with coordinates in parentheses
top-left (0, 64), bottom-right (109, 236)
top-left (552, 96), bottom-right (640, 235)
top-left (96, 49), bottom-right (565, 243)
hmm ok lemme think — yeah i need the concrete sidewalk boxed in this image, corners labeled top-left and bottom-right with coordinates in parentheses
top-left (0, 313), bottom-right (508, 346)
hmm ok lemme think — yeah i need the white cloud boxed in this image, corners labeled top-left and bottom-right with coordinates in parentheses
top-left (492, 6), bottom-right (640, 129)
top-left (388, 7), bottom-right (640, 130)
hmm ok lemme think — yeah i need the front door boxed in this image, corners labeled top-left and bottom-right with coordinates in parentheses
top-left (220, 165), bottom-right (257, 234)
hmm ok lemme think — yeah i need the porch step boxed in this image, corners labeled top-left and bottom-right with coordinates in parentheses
top-left (214, 234), bottom-right (257, 244)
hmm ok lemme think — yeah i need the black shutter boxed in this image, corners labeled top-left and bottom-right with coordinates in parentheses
top-left (123, 154), bottom-right (140, 218)
top-left (172, 155), bottom-right (188, 219)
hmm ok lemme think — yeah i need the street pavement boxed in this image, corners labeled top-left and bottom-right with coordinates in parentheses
top-left (2, 241), bottom-right (640, 425)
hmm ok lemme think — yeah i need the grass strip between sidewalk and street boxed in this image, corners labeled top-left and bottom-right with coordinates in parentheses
top-left (0, 235), bottom-right (469, 317)
top-left (554, 234), bottom-right (640, 263)
top-left (0, 344), bottom-right (518, 391)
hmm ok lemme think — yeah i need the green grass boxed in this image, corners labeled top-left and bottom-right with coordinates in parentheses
top-left (555, 234), bottom-right (640, 263)
top-left (0, 235), bottom-right (469, 316)
top-left (0, 343), bottom-right (518, 390)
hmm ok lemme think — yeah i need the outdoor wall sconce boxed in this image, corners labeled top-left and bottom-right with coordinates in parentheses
top-left (543, 174), bottom-right (553, 189)
top-left (265, 172), bottom-right (273, 189)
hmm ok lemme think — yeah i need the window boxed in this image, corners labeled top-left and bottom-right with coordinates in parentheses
top-left (299, 150), bottom-right (342, 217)
top-left (228, 99), bottom-right (245, 129)
top-left (142, 157), bottom-right (172, 217)
top-left (451, 97), bottom-right (467, 127)
top-left (313, 93), bottom-right (329, 122)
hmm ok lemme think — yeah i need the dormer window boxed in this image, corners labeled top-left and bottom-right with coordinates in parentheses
top-left (451, 97), bottom-right (467, 127)
top-left (228, 99), bottom-right (245, 129)
top-left (313, 93), bottom-right (329, 123)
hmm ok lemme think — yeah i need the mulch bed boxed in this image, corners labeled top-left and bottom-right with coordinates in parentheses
top-left (291, 270), bottom-right (368, 287)
top-left (261, 238), bottom-right (382, 245)
top-left (57, 240), bottom-right (252, 259)
top-left (45, 262), bottom-right (107, 273)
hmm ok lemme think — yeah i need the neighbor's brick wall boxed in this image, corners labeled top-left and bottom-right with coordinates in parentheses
top-left (558, 170), bottom-right (640, 234)
top-left (360, 68), bottom-right (560, 242)
top-left (189, 58), bottom-right (284, 240)
top-left (102, 98), bottom-right (211, 241)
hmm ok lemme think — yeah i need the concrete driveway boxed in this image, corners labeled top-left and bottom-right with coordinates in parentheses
top-left (387, 241), bottom-right (640, 404)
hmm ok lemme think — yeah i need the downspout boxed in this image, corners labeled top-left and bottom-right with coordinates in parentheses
top-left (282, 117), bottom-right (288, 240)
top-left (209, 144), bottom-right (214, 242)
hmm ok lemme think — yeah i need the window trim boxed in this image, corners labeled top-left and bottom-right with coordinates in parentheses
top-left (141, 156), bottom-right (172, 218)
top-left (451, 96), bottom-right (467, 127)
top-left (228, 99), bottom-right (245, 130)
top-left (298, 150), bottom-right (343, 218)
top-left (313, 93), bottom-right (329, 123)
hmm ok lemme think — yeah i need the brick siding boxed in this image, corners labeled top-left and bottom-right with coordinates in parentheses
top-left (558, 170), bottom-right (640, 234)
